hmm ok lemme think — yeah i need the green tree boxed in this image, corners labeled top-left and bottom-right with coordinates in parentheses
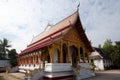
top-left (102, 39), bottom-right (114, 59)
top-left (0, 38), bottom-right (11, 59)
top-left (100, 39), bottom-right (120, 68)
top-left (8, 49), bottom-right (18, 67)
top-left (110, 41), bottom-right (120, 65)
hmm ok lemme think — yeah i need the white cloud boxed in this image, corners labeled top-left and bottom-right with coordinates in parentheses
top-left (0, 0), bottom-right (77, 53)
top-left (82, 0), bottom-right (120, 47)
top-left (0, 0), bottom-right (120, 53)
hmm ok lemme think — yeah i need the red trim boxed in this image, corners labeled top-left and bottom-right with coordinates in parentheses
top-left (43, 75), bottom-right (74, 80)
top-left (20, 25), bottom-right (70, 55)
top-left (28, 25), bottom-right (70, 47)
top-left (22, 40), bottom-right (51, 54)
top-left (20, 33), bottom-right (63, 55)
top-left (51, 33), bottom-right (62, 41)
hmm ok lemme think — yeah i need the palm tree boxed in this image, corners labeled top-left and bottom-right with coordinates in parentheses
top-left (0, 38), bottom-right (11, 59)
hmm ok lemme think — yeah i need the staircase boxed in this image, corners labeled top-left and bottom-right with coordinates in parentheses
top-left (31, 69), bottom-right (44, 80)
top-left (72, 63), bottom-right (95, 80)
top-left (24, 69), bottom-right (44, 80)
top-left (80, 68), bottom-right (95, 79)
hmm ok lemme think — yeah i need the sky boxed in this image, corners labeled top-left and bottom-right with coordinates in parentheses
top-left (0, 0), bottom-right (120, 53)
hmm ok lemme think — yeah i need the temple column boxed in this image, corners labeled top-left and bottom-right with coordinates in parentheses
top-left (23, 56), bottom-right (25, 65)
top-left (38, 50), bottom-right (41, 69)
top-left (22, 57), bottom-right (23, 65)
top-left (20, 58), bottom-right (22, 65)
top-left (28, 54), bottom-right (30, 65)
top-left (33, 52), bottom-right (35, 65)
top-left (26, 55), bottom-right (28, 65)
top-left (24, 56), bottom-right (26, 65)
top-left (23, 57), bottom-right (24, 65)
top-left (34, 52), bottom-right (36, 65)
top-left (48, 45), bottom-right (54, 63)
top-left (25, 56), bottom-right (26, 65)
top-left (27, 55), bottom-right (29, 65)
top-left (34, 52), bottom-right (37, 65)
top-left (26, 56), bottom-right (28, 65)
top-left (67, 41), bottom-right (70, 63)
top-left (52, 44), bottom-right (55, 63)
top-left (31, 54), bottom-right (33, 65)
top-left (36, 52), bottom-right (38, 64)
top-left (60, 40), bottom-right (63, 63)
top-left (36, 52), bottom-right (39, 64)
top-left (41, 50), bottom-right (45, 70)
top-left (38, 51), bottom-right (41, 64)
top-left (29, 55), bottom-right (31, 65)
top-left (29, 54), bottom-right (31, 65)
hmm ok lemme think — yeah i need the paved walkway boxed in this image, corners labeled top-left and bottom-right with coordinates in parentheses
top-left (0, 72), bottom-right (25, 80)
top-left (84, 70), bottom-right (120, 80)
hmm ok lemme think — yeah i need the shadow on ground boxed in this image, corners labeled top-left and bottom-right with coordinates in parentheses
top-left (84, 71), bottom-right (120, 80)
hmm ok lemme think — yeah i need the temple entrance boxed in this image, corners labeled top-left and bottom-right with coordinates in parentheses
top-left (62, 44), bottom-right (68, 63)
top-left (70, 46), bottom-right (78, 67)
top-left (80, 47), bottom-right (84, 62)
top-left (54, 49), bottom-right (60, 63)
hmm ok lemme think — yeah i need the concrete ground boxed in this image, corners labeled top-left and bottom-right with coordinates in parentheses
top-left (0, 70), bottom-right (120, 80)
top-left (10, 73), bottom-right (25, 80)
top-left (84, 70), bottom-right (120, 80)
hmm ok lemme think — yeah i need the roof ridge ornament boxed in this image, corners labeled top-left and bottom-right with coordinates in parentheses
top-left (77, 2), bottom-right (80, 12)
top-left (45, 23), bottom-right (53, 31)
top-left (47, 22), bottom-right (52, 26)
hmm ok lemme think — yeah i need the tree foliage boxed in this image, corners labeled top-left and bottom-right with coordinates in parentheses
top-left (8, 49), bottom-right (18, 67)
top-left (99, 39), bottom-right (120, 67)
top-left (110, 41), bottom-right (120, 65)
top-left (0, 38), bottom-right (11, 59)
top-left (0, 38), bottom-right (18, 67)
top-left (102, 39), bottom-right (114, 59)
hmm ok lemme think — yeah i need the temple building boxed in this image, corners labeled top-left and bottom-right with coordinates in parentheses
top-left (18, 10), bottom-right (94, 80)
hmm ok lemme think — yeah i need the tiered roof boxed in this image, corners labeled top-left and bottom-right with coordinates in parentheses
top-left (20, 11), bottom-right (93, 55)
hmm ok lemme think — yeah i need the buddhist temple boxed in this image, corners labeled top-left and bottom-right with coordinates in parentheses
top-left (18, 10), bottom-right (95, 80)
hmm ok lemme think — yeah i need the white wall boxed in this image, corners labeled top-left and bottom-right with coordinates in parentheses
top-left (0, 60), bottom-right (11, 67)
top-left (104, 59), bottom-right (113, 68)
top-left (94, 59), bottom-right (104, 70)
